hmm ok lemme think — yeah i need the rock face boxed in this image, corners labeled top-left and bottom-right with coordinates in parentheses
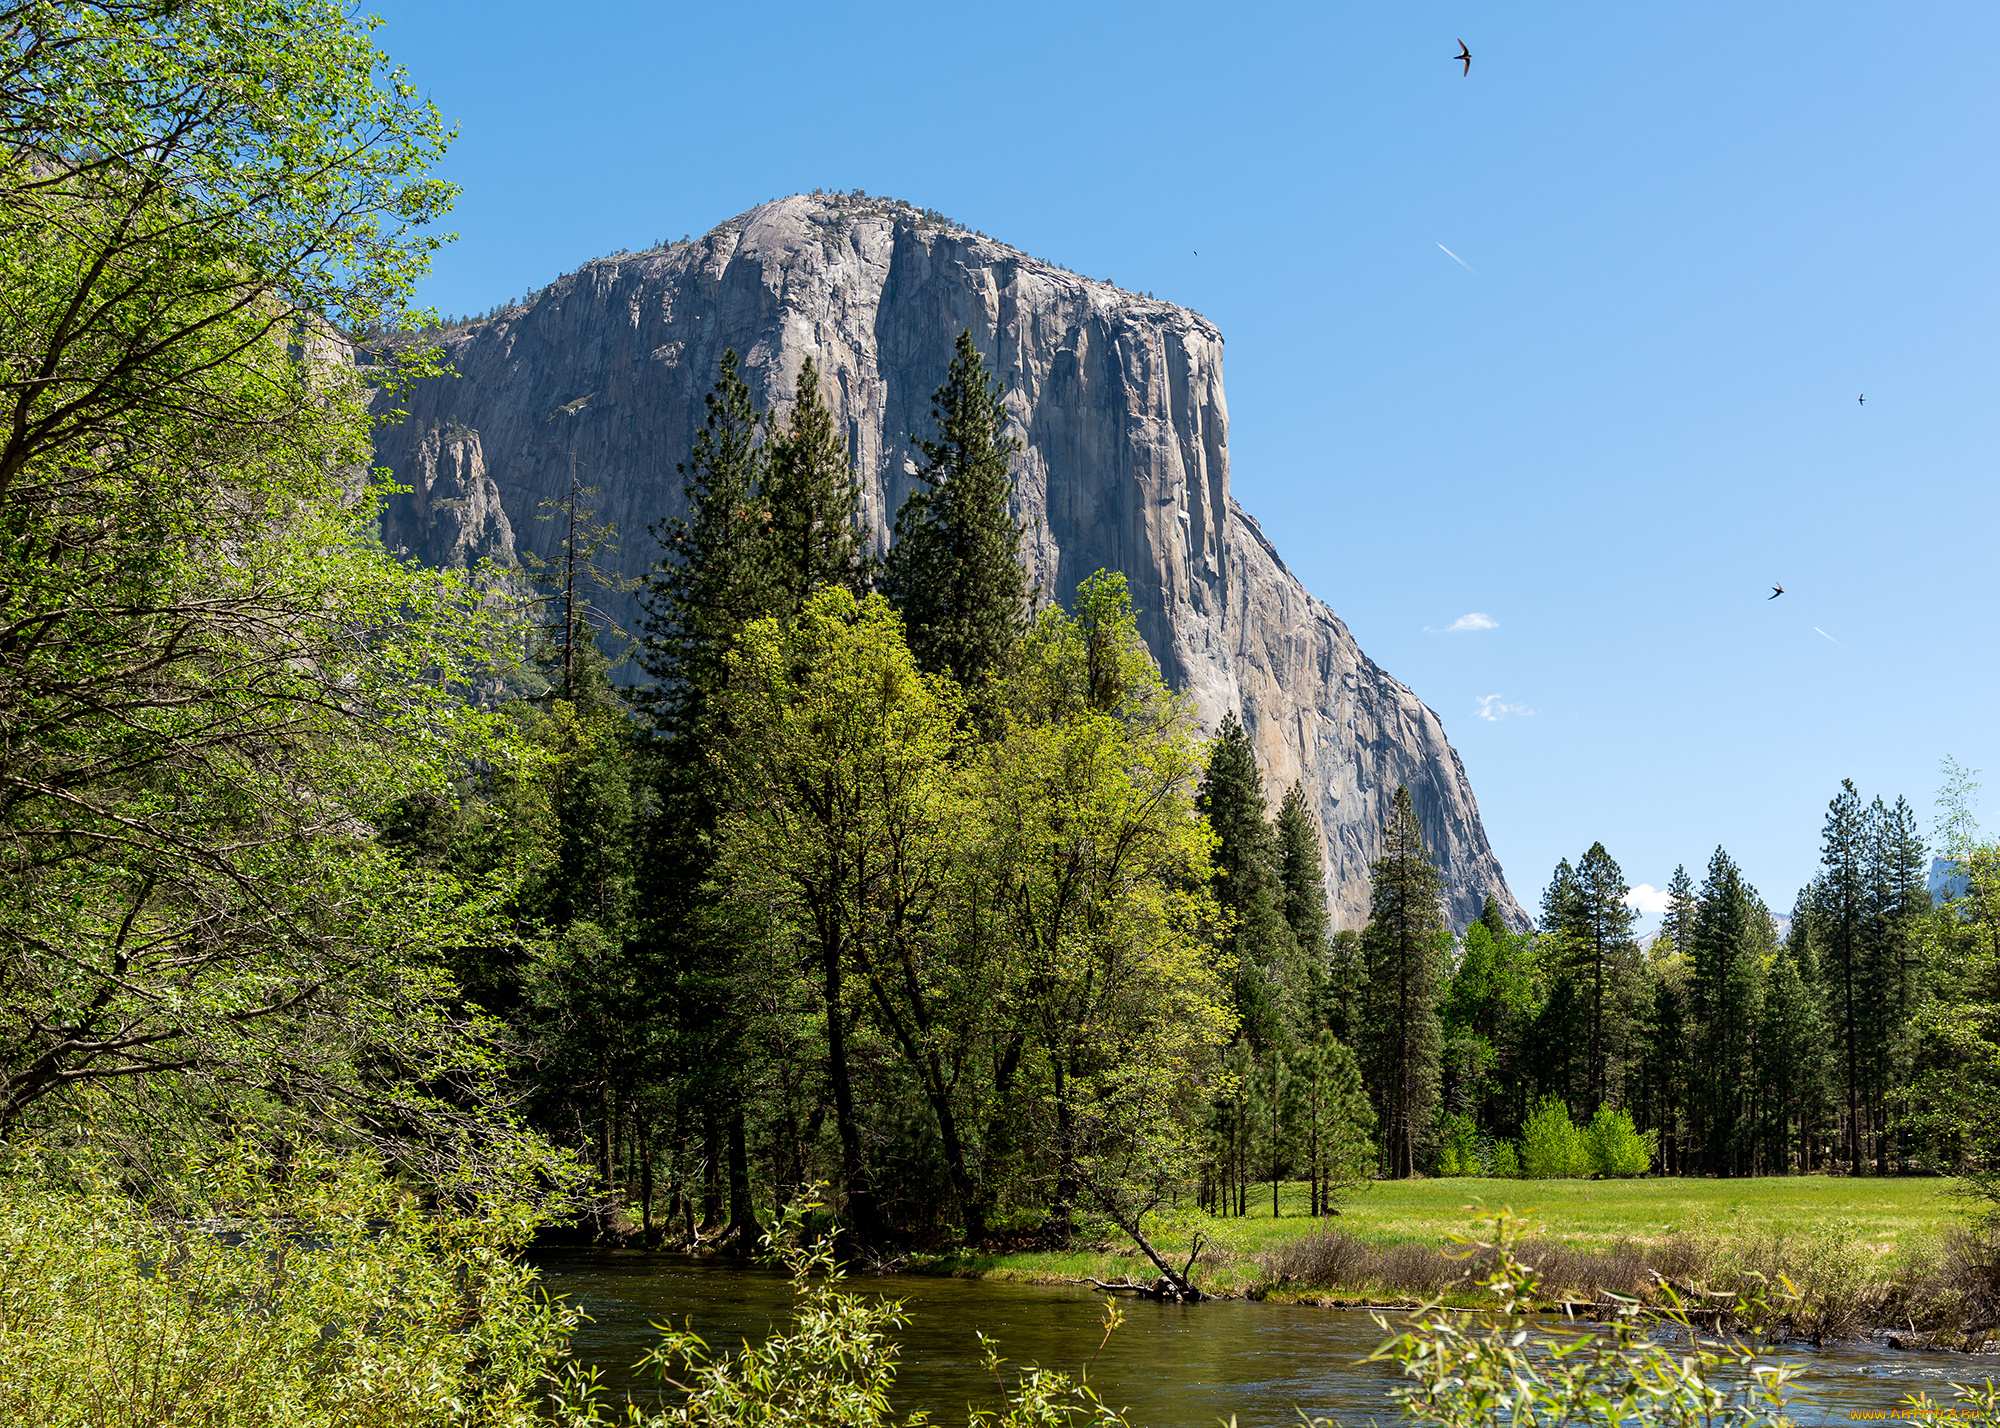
top-left (371, 193), bottom-right (1523, 931)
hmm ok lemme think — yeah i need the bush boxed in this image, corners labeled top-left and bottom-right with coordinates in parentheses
top-left (0, 1151), bottom-right (575, 1428)
top-left (1519, 1096), bottom-right (1591, 1178)
top-left (1489, 1140), bottom-right (1521, 1178)
top-left (1586, 1105), bottom-right (1657, 1177)
top-left (1436, 1114), bottom-right (1481, 1177)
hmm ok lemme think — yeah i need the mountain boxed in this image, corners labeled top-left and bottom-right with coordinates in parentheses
top-left (369, 192), bottom-right (1523, 931)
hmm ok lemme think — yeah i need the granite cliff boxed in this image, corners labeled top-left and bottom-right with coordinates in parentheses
top-left (371, 193), bottom-right (1523, 931)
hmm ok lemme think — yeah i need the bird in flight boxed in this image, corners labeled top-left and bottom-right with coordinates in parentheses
top-left (1769, 584), bottom-right (1785, 600)
top-left (1455, 39), bottom-right (1471, 76)
top-left (1858, 394), bottom-right (1865, 406)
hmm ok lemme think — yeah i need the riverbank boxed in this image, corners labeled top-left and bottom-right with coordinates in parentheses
top-left (918, 1177), bottom-right (1981, 1339)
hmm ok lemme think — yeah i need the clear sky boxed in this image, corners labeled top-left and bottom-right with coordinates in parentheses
top-left (374, 0), bottom-right (1999, 926)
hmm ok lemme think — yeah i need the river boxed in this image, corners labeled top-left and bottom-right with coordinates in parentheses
top-left (535, 1251), bottom-right (1985, 1427)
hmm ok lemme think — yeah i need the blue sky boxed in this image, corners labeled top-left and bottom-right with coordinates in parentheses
top-left (376, 0), bottom-right (1999, 925)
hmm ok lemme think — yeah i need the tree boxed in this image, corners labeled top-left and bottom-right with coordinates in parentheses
top-left (716, 588), bottom-right (965, 1244)
top-left (763, 356), bottom-right (874, 609)
top-left (1440, 917), bottom-right (1542, 1140)
top-left (1277, 780), bottom-right (1332, 974)
top-left (1813, 780), bottom-right (1868, 1168)
top-left (881, 329), bottom-right (1029, 699)
top-left (977, 571), bottom-right (1231, 1276)
top-left (0, 0), bottom-right (557, 1202)
top-left (1688, 848), bottom-right (1768, 1177)
top-left (1755, 927), bottom-right (1830, 1175)
top-left (1200, 713), bottom-right (1305, 1047)
top-left (1295, 1031), bottom-right (1373, 1214)
top-left (639, 349), bottom-right (776, 753)
top-left (1360, 786), bottom-right (1447, 1178)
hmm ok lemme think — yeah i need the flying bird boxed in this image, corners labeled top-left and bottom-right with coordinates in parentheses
top-left (1769, 584), bottom-right (1784, 600)
top-left (1858, 394), bottom-right (1865, 406)
top-left (1455, 39), bottom-right (1471, 76)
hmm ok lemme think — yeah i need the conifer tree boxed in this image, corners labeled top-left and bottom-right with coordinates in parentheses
top-left (1277, 779), bottom-right (1332, 985)
top-left (638, 349), bottom-right (776, 751)
top-left (1635, 937), bottom-right (1690, 1173)
top-left (1359, 785), bottom-right (1447, 1177)
top-left (1689, 847), bottom-right (1767, 1176)
top-left (1542, 843), bottom-right (1640, 1115)
top-left (1756, 924), bottom-right (1830, 1174)
top-left (1200, 713), bottom-right (1302, 1047)
top-left (1812, 780), bottom-right (1868, 1168)
top-left (763, 355), bottom-right (874, 610)
top-left (634, 350), bottom-right (780, 1249)
top-left (882, 329), bottom-right (1029, 695)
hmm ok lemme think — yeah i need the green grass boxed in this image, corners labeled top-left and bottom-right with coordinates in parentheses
top-left (921, 1176), bottom-right (1957, 1299)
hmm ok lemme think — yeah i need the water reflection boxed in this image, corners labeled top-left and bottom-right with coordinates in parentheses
top-left (533, 1251), bottom-right (1977, 1428)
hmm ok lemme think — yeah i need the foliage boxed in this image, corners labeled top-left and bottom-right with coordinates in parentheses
top-left (0, 0), bottom-right (563, 1204)
top-left (1331, 1214), bottom-right (1797, 1428)
top-left (0, 1148), bottom-right (576, 1428)
top-left (1585, 1105), bottom-right (1656, 1178)
top-left (719, 588), bottom-right (966, 1241)
top-left (1520, 1095), bottom-right (1592, 1179)
top-left (1360, 786), bottom-right (1446, 1178)
top-left (1200, 712), bottom-right (1307, 1048)
top-left (881, 329), bottom-right (1029, 701)
top-left (975, 572), bottom-right (1232, 1270)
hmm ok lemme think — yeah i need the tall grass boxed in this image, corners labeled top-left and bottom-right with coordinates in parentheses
top-left (1261, 1216), bottom-right (1945, 1341)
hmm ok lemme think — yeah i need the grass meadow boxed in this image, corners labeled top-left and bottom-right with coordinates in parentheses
top-left (926, 1176), bottom-right (1960, 1313)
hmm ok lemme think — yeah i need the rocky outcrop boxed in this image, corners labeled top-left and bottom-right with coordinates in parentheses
top-left (380, 424), bottom-right (517, 569)
top-left (370, 193), bottom-right (1522, 930)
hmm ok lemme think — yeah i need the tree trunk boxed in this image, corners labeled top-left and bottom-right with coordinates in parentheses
top-left (701, 1108), bottom-right (722, 1230)
top-left (822, 934), bottom-right (874, 1242)
top-left (727, 1109), bottom-right (759, 1250)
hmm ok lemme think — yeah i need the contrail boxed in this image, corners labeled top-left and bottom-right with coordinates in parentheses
top-left (1437, 243), bottom-right (1477, 274)
top-left (1813, 626), bottom-right (1842, 646)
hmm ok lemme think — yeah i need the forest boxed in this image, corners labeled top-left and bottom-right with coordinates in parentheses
top-left (434, 317), bottom-right (2000, 1251)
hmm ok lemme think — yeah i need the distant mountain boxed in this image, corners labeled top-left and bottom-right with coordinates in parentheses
top-left (368, 193), bottom-right (1525, 931)
top-left (1931, 856), bottom-right (1970, 903)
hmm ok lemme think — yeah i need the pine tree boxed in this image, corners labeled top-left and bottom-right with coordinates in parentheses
top-left (1861, 793), bottom-right (1928, 1170)
top-left (1756, 923), bottom-right (1830, 1174)
top-left (1689, 847), bottom-right (1767, 1176)
top-left (763, 355), bottom-right (874, 610)
top-left (1200, 713), bottom-right (1303, 1047)
top-left (1277, 780), bottom-right (1331, 961)
top-left (1541, 844), bottom-right (1640, 1115)
top-left (881, 329), bottom-right (1029, 695)
top-left (1812, 780), bottom-right (1868, 1169)
top-left (634, 350), bottom-right (780, 1248)
top-left (1635, 937), bottom-right (1691, 1173)
top-left (638, 348), bottom-right (777, 749)
top-left (1360, 785), bottom-right (1447, 1177)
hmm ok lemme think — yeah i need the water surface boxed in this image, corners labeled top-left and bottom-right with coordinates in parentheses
top-left (534, 1251), bottom-right (1984, 1427)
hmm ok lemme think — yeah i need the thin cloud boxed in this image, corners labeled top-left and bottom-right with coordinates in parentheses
top-left (1813, 626), bottom-right (1842, 646)
top-left (1475, 693), bottom-right (1534, 722)
top-left (1623, 884), bottom-right (1672, 916)
top-left (1437, 242), bottom-right (1478, 275)
top-left (1426, 612), bottom-right (1499, 634)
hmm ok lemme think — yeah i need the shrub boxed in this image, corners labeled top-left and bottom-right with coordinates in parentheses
top-left (1436, 1114), bottom-right (1481, 1177)
top-left (1586, 1105), bottom-right (1657, 1177)
top-left (1489, 1140), bottom-right (1521, 1178)
top-left (0, 1151), bottom-right (575, 1428)
top-left (1519, 1095), bottom-right (1591, 1178)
